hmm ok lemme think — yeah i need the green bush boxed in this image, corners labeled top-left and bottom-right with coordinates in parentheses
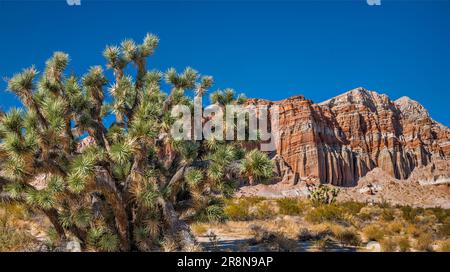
top-left (428, 207), bottom-right (450, 224)
top-left (253, 201), bottom-right (276, 219)
top-left (437, 223), bottom-right (450, 238)
top-left (276, 198), bottom-right (303, 215)
top-left (400, 206), bottom-right (424, 223)
top-left (223, 204), bottom-right (249, 221)
top-left (340, 201), bottom-right (365, 215)
top-left (305, 205), bottom-right (346, 224)
top-left (223, 197), bottom-right (266, 221)
top-left (381, 208), bottom-right (395, 221)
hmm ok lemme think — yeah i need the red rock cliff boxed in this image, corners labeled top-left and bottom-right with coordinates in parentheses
top-left (247, 87), bottom-right (450, 186)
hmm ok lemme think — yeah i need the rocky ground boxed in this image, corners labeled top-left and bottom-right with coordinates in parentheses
top-left (236, 161), bottom-right (450, 208)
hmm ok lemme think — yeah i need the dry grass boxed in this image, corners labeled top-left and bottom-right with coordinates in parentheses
top-left (191, 197), bottom-right (449, 252)
top-left (437, 239), bottom-right (450, 252)
top-left (249, 225), bottom-right (298, 252)
top-left (253, 201), bottom-right (276, 219)
top-left (357, 206), bottom-right (383, 221)
top-left (0, 205), bottom-right (37, 252)
top-left (380, 237), bottom-right (396, 252)
top-left (414, 233), bottom-right (434, 252)
top-left (191, 223), bottom-right (208, 236)
top-left (386, 220), bottom-right (404, 234)
top-left (396, 236), bottom-right (411, 252)
top-left (334, 228), bottom-right (361, 246)
top-left (405, 224), bottom-right (424, 238)
top-left (362, 224), bottom-right (385, 242)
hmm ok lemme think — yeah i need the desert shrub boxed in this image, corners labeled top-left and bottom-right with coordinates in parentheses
top-left (437, 223), bottom-right (450, 238)
top-left (305, 205), bottom-right (346, 224)
top-left (378, 198), bottom-right (391, 209)
top-left (340, 201), bottom-right (365, 215)
top-left (0, 214), bottom-right (36, 251)
top-left (362, 225), bottom-right (385, 241)
top-left (357, 206), bottom-right (383, 221)
top-left (243, 197), bottom-right (266, 205)
top-left (309, 224), bottom-right (334, 240)
top-left (223, 197), bottom-right (267, 221)
top-left (405, 224), bottom-right (424, 238)
top-left (381, 208), bottom-right (395, 221)
top-left (298, 228), bottom-right (315, 241)
top-left (380, 237), bottom-right (396, 252)
top-left (203, 205), bottom-right (227, 223)
top-left (276, 198), bottom-right (303, 215)
top-left (386, 220), bottom-right (403, 234)
top-left (190, 223), bottom-right (208, 236)
top-left (416, 213), bottom-right (438, 227)
top-left (335, 228), bottom-right (361, 246)
top-left (428, 207), bottom-right (450, 224)
top-left (271, 233), bottom-right (298, 252)
top-left (253, 201), bottom-right (276, 219)
top-left (313, 238), bottom-right (331, 251)
top-left (249, 225), bottom-right (297, 252)
top-left (224, 203), bottom-right (250, 221)
top-left (400, 206), bottom-right (424, 223)
top-left (415, 233), bottom-right (434, 252)
top-left (0, 204), bottom-right (29, 220)
top-left (396, 237), bottom-right (410, 252)
top-left (438, 239), bottom-right (450, 252)
top-left (357, 211), bottom-right (372, 222)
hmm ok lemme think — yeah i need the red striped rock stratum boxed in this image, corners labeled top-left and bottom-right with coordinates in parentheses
top-left (247, 87), bottom-right (450, 187)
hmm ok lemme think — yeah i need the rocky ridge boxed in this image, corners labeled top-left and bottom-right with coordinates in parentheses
top-left (247, 87), bottom-right (450, 187)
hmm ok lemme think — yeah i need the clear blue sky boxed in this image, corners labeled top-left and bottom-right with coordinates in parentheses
top-left (0, 0), bottom-right (449, 125)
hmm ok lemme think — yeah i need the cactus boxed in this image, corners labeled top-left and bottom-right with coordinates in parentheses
top-left (308, 184), bottom-right (340, 205)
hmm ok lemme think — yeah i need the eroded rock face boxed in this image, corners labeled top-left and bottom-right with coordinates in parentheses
top-left (248, 87), bottom-right (450, 186)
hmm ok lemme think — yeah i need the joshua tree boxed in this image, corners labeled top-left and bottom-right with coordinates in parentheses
top-left (0, 33), bottom-right (273, 251)
top-left (240, 149), bottom-right (274, 185)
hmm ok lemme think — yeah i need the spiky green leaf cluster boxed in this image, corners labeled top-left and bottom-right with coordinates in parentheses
top-left (136, 182), bottom-right (160, 208)
top-left (240, 149), bottom-right (274, 183)
top-left (185, 169), bottom-right (204, 188)
top-left (86, 227), bottom-right (119, 252)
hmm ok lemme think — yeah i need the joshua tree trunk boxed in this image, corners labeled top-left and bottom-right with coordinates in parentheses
top-left (248, 176), bottom-right (255, 185)
top-left (93, 168), bottom-right (130, 251)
